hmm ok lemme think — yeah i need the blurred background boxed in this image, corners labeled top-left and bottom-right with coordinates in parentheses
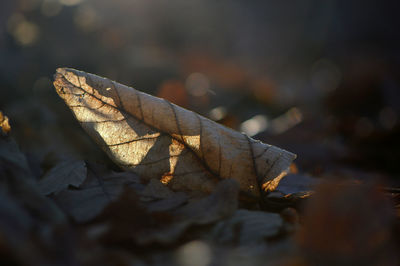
top-left (1, 0), bottom-right (399, 182)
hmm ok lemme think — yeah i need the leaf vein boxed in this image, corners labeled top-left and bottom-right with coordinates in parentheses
top-left (59, 73), bottom-right (221, 181)
top-left (107, 134), bottom-right (161, 147)
top-left (245, 134), bottom-right (260, 185)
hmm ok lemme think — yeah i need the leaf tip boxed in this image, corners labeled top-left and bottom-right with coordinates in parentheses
top-left (56, 67), bottom-right (67, 75)
top-left (54, 67), bottom-right (82, 80)
top-left (53, 67), bottom-right (82, 96)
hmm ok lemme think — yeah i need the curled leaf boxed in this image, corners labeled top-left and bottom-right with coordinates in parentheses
top-left (53, 68), bottom-right (296, 199)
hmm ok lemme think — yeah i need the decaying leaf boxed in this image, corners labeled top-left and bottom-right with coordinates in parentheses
top-left (211, 209), bottom-right (283, 245)
top-left (265, 173), bottom-right (320, 206)
top-left (53, 166), bottom-right (141, 223)
top-left (274, 173), bottom-right (320, 196)
top-left (173, 179), bottom-right (239, 225)
top-left (94, 179), bottom-right (239, 245)
top-left (53, 68), bottom-right (296, 199)
top-left (39, 159), bottom-right (87, 195)
top-left (0, 128), bottom-right (65, 224)
top-left (138, 178), bottom-right (189, 212)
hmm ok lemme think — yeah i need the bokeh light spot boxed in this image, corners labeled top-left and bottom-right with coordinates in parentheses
top-left (186, 72), bottom-right (211, 97)
top-left (7, 13), bottom-right (40, 46)
top-left (240, 115), bottom-right (269, 136)
top-left (209, 106), bottom-right (227, 121)
top-left (270, 107), bottom-right (303, 135)
top-left (74, 5), bottom-right (97, 32)
top-left (41, 0), bottom-right (62, 17)
top-left (59, 0), bottom-right (84, 6)
top-left (176, 240), bottom-right (211, 266)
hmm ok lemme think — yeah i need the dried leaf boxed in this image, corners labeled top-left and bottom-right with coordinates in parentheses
top-left (0, 132), bottom-right (65, 224)
top-left (173, 179), bottom-right (239, 225)
top-left (0, 193), bottom-right (34, 242)
top-left (53, 68), bottom-right (296, 199)
top-left (145, 192), bottom-right (188, 212)
top-left (211, 209), bottom-right (283, 245)
top-left (54, 168), bottom-right (141, 223)
top-left (274, 173), bottom-right (320, 196)
top-left (140, 178), bottom-right (176, 200)
top-left (39, 159), bottom-right (87, 195)
top-left (96, 179), bottom-right (239, 245)
top-left (0, 111), bottom-right (11, 134)
top-left (139, 179), bottom-right (189, 212)
top-left (0, 136), bottom-right (31, 179)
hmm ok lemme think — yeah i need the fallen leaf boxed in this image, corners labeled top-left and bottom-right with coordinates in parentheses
top-left (140, 178), bottom-right (176, 200)
top-left (39, 159), bottom-right (87, 195)
top-left (138, 178), bottom-right (189, 212)
top-left (95, 179), bottom-right (239, 245)
top-left (264, 173), bottom-right (319, 204)
top-left (274, 173), bottom-right (320, 196)
top-left (0, 192), bottom-right (34, 243)
top-left (145, 191), bottom-right (188, 213)
top-left (173, 179), bottom-right (239, 225)
top-left (210, 209), bottom-right (283, 245)
top-left (0, 130), bottom-right (65, 224)
top-left (53, 68), bottom-right (296, 199)
top-left (53, 166), bottom-right (141, 223)
top-left (0, 111), bottom-right (11, 134)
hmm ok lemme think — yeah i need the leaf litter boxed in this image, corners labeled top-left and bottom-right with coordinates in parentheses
top-left (0, 65), bottom-right (398, 265)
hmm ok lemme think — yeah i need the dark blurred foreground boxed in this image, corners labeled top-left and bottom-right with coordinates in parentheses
top-left (0, 0), bottom-right (400, 265)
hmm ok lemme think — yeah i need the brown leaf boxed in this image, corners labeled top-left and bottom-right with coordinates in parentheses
top-left (0, 111), bottom-right (11, 135)
top-left (53, 68), bottom-right (296, 199)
